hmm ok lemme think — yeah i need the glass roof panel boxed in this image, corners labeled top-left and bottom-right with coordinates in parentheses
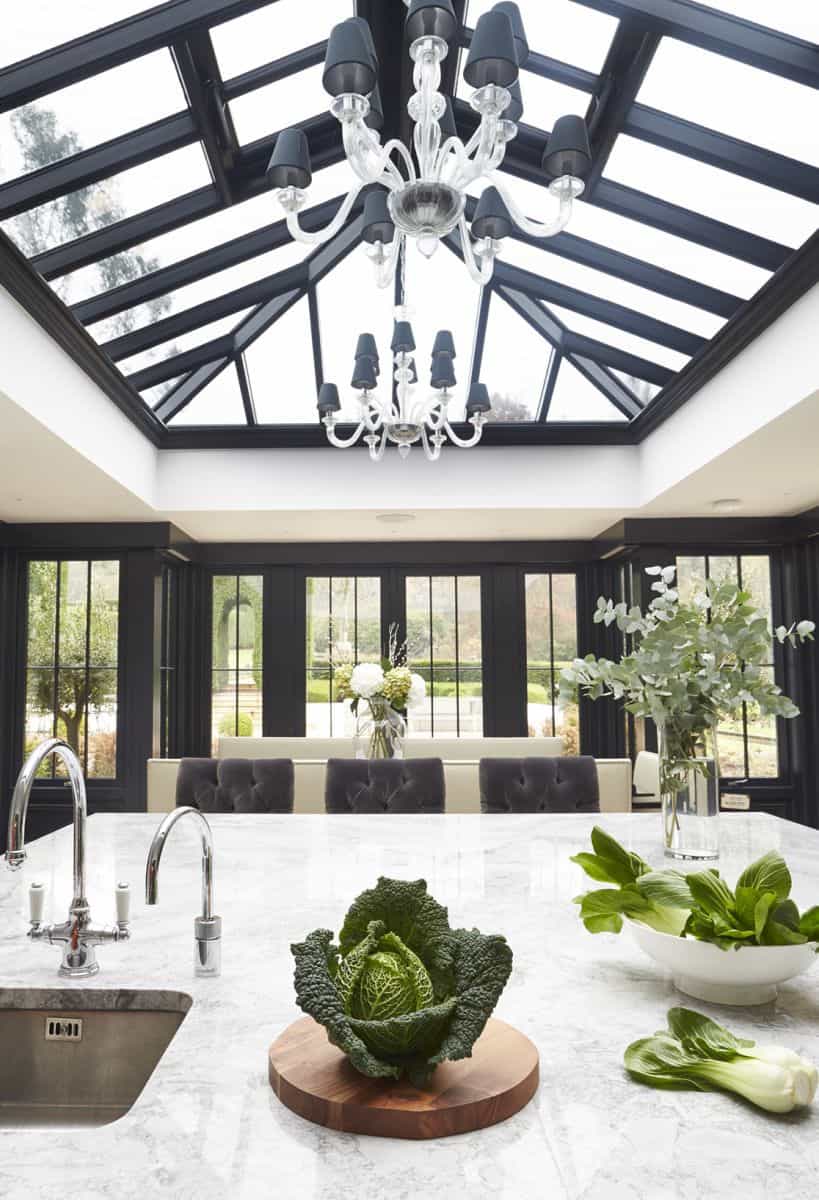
top-left (481, 293), bottom-right (551, 421)
top-left (481, 173), bottom-right (771, 298)
top-left (116, 309), bottom-right (253, 375)
top-left (611, 370), bottom-right (661, 406)
top-left (465, 0), bottom-right (618, 74)
top-left (85, 240), bottom-right (306, 343)
top-left (1, 143), bottom-right (211, 256)
top-left (604, 137), bottom-right (819, 248)
top-left (637, 39), bottom-right (819, 168)
top-left (547, 358), bottom-right (628, 422)
top-left (0, 53), bottom-right (186, 185)
top-left (316, 246), bottom-right (395, 422)
top-left (139, 378), bottom-right (184, 408)
top-left (457, 70), bottom-right (590, 134)
top-left (60, 190), bottom-right (290, 302)
top-left (499, 231), bottom-right (725, 340)
top-left (246, 297), bottom-right (318, 423)
top-left (698, 2), bottom-right (819, 41)
top-left (401, 242), bottom-right (481, 422)
top-left (211, 1), bottom-right (351, 80)
top-left (0, 1), bottom-right (154, 68)
top-left (229, 65), bottom-right (328, 145)
top-left (544, 303), bottom-right (690, 372)
top-left (168, 365), bottom-right (246, 426)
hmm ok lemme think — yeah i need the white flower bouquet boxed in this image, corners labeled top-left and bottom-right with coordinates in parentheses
top-left (335, 629), bottom-right (426, 758)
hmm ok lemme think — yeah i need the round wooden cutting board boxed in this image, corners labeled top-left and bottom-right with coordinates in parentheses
top-left (268, 1015), bottom-right (539, 1139)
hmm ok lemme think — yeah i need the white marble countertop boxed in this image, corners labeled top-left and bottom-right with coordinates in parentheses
top-left (1, 812), bottom-right (818, 1200)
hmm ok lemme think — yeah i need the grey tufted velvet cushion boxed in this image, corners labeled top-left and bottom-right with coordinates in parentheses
top-left (175, 758), bottom-right (294, 813)
top-left (324, 758), bottom-right (445, 814)
top-left (479, 756), bottom-right (599, 814)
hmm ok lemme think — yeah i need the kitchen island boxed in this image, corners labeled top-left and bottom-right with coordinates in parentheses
top-left (1, 812), bottom-right (818, 1199)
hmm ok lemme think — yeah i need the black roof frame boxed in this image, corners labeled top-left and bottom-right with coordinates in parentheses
top-left (0, 0), bottom-right (814, 444)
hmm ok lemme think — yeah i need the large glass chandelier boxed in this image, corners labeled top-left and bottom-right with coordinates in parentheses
top-left (266, 0), bottom-right (592, 288)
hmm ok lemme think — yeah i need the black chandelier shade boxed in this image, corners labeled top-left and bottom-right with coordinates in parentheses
top-left (365, 83), bottom-right (384, 131)
top-left (391, 321), bottom-right (416, 354)
top-left (431, 352), bottom-right (456, 390)
top-left (405, 0), bottom-right (458, 43)
top-left (463, 10), bottom-right (519, 90)
top-left (466, 383), bottom-right (492, 415)
top-left (355, 333), bottom-right (380, 361)
top-left (266, 128), bottom-right (312, 190)
top-left (506, 79), bottom-right (524, 125)
top-left (432, 330), bottom-right (456, 358)
top-left (322, 19), bottom-right (378, 97)
top-left (472, 186), bottom-right (513, 241)
top-left (493, 3), bottom-right (529, 67)
top-left (362, 189), bottom-right (395, 244)
top-left (317, 383), bottom-right (341, 414)
top-left (542, 115), bottom-right (592, 181)
top-left (439, 96), bottom-right (458, 140)
top-left (351, 356), bottom-right (378, 391)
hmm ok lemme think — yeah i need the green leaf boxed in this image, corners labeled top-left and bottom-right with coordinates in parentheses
top-left (569, 851), bottom-right (627, 885)
top-left (339, 877), bottom-right (454, 1000)
top-left (623, 1033), bottom-right (708, 1091)
top-left (758, 917), bottom-right (808, 946)
top-left (798, 906), bottom-right (819, 941)
top-left (636, 870), bottom-right (693, 910)
top-left (586, 826), bottom-right (650, 885)
top-left (666, 1007), bottom-right (754, 1060)
top-left (771, 898), bottom-right (801, 932)
top-left (428, 927), bottom-right (513, 1068)
top-left (335, 920), bottom-right (384, 1014)
top-left (379, 930), bottom-right (435, 1011)
top-left (736, 850), bottom-right (792, 902)
top-left (685, 869), bottom-right (737, 925)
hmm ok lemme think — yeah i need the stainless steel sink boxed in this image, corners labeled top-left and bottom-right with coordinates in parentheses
top-left (0, 988), bottom-right (192, 1127)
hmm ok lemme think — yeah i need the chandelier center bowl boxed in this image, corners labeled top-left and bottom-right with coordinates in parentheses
top-left (388, 182), bottom-right (465, 243)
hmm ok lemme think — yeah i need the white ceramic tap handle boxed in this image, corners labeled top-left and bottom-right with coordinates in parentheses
top-left (29, 882), bottom-right (45, 924)
top-left (116, 882), bottom-right (131, 924)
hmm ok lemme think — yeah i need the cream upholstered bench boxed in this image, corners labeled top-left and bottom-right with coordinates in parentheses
top-left (147, 736), bottom-right (632, 815)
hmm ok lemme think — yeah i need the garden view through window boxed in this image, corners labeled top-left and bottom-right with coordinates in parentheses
top-left (211, 574), bottom-right (263, 753)
top-left (25, 559), bottom-right (120, 777)
top-left (524, 573), bottom-right (579, 750)
top-left (306, 576), bottom-right (381, 736)
top-left (676, 555), bottom-right (777, 778)
top-left (405, 575), bottom-right (483, 737)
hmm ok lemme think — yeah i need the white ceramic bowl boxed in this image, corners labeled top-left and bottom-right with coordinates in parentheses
top-left (627, 919), bottom-right (818, 1005)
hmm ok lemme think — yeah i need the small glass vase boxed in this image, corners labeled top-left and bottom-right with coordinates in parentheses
top-left (353, 699), bottom-right (406, 760)
top-left (659, 723), bottom-right (720, 861)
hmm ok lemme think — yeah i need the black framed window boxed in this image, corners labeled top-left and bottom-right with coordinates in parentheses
top-left (524, 573), bottom-right (579, 750)
top-left (676, 554), bottom-right (777, 779)
top-left (405, 575), bottom-right (483, 738)
top-left (158, 562), bottom-right (176, 759)
top-left (24, 559), bottom-right (120, 778)
top-left (210, 574), bottom-right (263, 753)
top-left (305, 575), bottom-right (381, 736)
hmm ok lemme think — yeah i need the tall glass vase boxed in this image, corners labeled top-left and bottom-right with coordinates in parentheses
top-left (353, 698), bottom-right (406, 760)
top-left (659, 723), bottom-right (720, 860)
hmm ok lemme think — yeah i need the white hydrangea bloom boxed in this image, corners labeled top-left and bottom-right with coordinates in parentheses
top-left (407, 672), bottom-right (427, 709)
top-left (350, 662), bottom-right (384, 699)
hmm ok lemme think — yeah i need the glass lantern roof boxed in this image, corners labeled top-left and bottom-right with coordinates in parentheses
top-left (0, 0), bottom-right (816, 445)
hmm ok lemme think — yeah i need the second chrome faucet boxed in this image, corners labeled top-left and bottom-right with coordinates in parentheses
top-left (145, 806), bottom-right (222, 977)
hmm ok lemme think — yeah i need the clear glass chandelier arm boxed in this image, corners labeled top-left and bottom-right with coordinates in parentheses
top-left (420, 426), bottom-right (443, 462)
top-left (442, 417), bottom-right (485, 448)
top-left (368, 431), bottom-right (388, 462)
top-left (373, 233), bottom-right (404, 289)
top-left (412, 46), bottom-right (443, 180)
top-left (458, 215), bottom-right (495, 285)
top-left (342, 119), bottom-right (407, 188)
top-left (284, 182), bottom-right (365, 245)
top-left (440, 115), bottom-right (504, 191)
top-left (324, 418), bottom-right (367, 448)
top-left (491, 176), bottom-right (575, 239)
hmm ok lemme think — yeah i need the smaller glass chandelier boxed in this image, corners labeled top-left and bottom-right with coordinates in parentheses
top-left (266, 1), bottom-right (592, 289)
top-left (317, 322), bottom-right (491, 462)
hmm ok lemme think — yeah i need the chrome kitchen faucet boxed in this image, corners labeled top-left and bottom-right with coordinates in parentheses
top-left (145, 806), bottom-right (221, 977)
top-left (5, 737), bottom-right (131, 977)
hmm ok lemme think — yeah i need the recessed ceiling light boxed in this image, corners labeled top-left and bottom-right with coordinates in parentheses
top-left (376, 512), bottom-right (416, 523)
top-left (711, 498), bottom-right (742, 513)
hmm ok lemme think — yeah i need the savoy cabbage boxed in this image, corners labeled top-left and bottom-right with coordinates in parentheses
top-left (291, 877), bottom-right (513, 1087)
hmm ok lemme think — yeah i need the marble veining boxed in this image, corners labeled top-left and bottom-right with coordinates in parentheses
top-left (1, 811), bottom-right (818, 1199)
